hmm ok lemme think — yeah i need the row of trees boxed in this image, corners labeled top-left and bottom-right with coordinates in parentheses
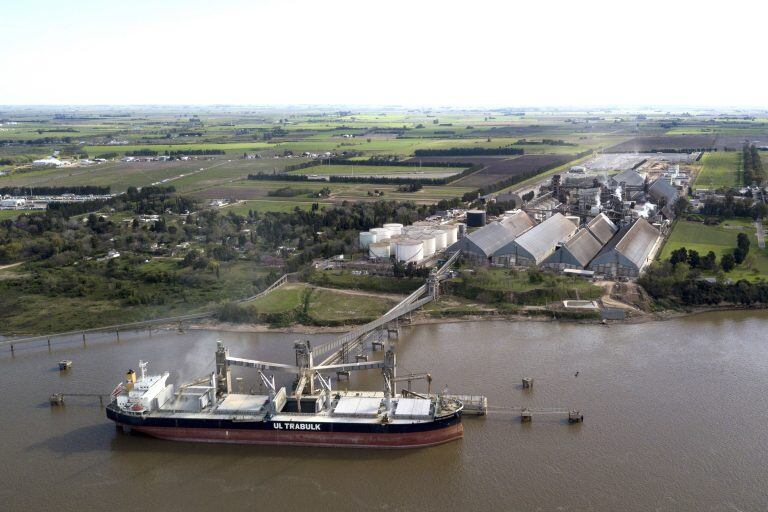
top-left (742, 143), bottom-right (764, 185)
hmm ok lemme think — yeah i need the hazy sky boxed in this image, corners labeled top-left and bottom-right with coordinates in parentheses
top-left (1, 0), bottom-right (764, 107)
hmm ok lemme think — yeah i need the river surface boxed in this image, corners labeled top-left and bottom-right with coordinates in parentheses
top-left (2, 313), bottom-right (768, 511)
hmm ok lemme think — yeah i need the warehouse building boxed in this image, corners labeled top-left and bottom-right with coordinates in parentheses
top-left (588, 218), bottom-right (660, 277)
top-left (610, 168), bottom-right (645, 188)
top-left (648, 178), bottom-right (678, 206)
top-left (540, 228), bottom-right (603, 271)
top-left (585, 213), bottom-right (618, 244)
top-left (448, 211), bottom-right (534, 264)
top-left (493, 212), bottom-right (578, 267)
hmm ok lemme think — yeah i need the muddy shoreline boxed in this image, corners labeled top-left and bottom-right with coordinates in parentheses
top-left (188, 303), bottom-right (768, 335)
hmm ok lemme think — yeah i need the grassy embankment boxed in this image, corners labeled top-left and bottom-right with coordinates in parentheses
top-left (226, 282), bottom-right (396, 327)
top-left (659, 219), bottom-right (768, 281)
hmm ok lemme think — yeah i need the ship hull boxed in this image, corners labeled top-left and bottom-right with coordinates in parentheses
top-left (107, 407), bottom-right (463, 449)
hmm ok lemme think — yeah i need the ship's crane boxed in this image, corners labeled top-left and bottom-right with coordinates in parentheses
top-left (215, 340), bottom-right (397, 413)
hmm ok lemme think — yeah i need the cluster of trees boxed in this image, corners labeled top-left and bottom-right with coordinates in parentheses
top-left (393, 261), bottom-right (430, 278)
top-left (698, 191), bottom-right (767, 219)
top-left (0, 185), bottom-right (110, 195)
top-left (639, 261), bottom-right (768, 306)
top-left (514, 139), bottom-right (575, 146)
top-left (251, 198), bottom-right (460, 271)
top-left (414, 147), bottom-right (524, 156)
top-left (125, 149), bottom-right (159, 157)
top-left (668, 234), bottom-right (750, 274)
top-left (396, 183), bottom-right (423, 192)
top-left (742, 143), bottom-right (764, 185)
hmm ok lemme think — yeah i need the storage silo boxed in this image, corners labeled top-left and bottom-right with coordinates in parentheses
top-left (443, 224), bottom-right (459, 245)
top-left (370, 227), bottom-right (389, 238)
top-left (359, 231), bottom-right (377, 249)
top-left (387, 235), bottom-right (402, 252)
top-left (466, 210), bottom-right (487, 228)
top-left (413, 232), bottom-right (436, 258)
top-left (430, 229), bottom-right (448, 250)
top-left (395, 239), bottom-right (424, 263)
top-left (368, 241), bottom-right (391, 259)
top-left (413, 220), bottom-right (434, 228)
top-left (383, 223), bottom-right (403, 237)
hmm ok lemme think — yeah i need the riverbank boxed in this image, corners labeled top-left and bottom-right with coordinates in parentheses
top-left (189, 302), bottom-right (768, 335)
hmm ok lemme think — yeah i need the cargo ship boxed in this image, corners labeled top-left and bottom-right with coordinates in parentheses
top-left (106, 341), bottom-right (463, 448)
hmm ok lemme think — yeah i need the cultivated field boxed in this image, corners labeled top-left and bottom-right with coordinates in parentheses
top-left (607, 135), bottom-right (717, 153)
top-left (288, 164), bottom-right (466, 179)
top-left (452, 154), bottom-right (575, 188)
top-left (693, 152), bottom-right (741, 190)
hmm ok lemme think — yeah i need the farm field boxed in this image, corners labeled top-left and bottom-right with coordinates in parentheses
top-left (659, 219), bottom-right (768, 281)
top-left (694, 152), bottom-right (741, 190)
top-left (0, 157), bottom-right (299, 193)
top-left (607, 135), bottom-right (717, 153)
top-left (193, 179), bottom-right (474, 205)
top-left (84, 141), bottom-right (276, 156)
top-left (452, 154), bottom-right (575, 188)
top-left (222, 199), bottom-right (333, 214)
top-left (287, 164), bottom-right (466, 178)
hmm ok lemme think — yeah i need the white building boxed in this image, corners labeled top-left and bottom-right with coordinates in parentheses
top-left (0, 198), bottom-right (27, 209)
top-left (32, 157), bottom-right (65, 167)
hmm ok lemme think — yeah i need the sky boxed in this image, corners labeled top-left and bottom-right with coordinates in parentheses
top-left (0, 0), bottom-right (765, 108)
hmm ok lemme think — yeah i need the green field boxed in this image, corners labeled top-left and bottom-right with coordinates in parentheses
top-left (694, 152), bottom-right (741, 190)
top-left (245, 283), bottom-right (395, 323)
top-left (660, 219), bottom-right (768, 281)
top-left (0, 209), bottom-right (37, 220)
top-left (222, 199), bottom-right (333, 214)
top-left (288, 164), bottom-right (465, 177)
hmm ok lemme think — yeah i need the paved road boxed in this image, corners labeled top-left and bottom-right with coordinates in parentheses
top-left (756, 221), bottom-right (765, 249)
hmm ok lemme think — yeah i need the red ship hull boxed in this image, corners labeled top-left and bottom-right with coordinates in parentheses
top-left (120, 422), bottom-right (463, 449)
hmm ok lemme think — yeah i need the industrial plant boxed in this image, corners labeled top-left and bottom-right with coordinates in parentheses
top-left (350, 154), bottom-right (689, 280)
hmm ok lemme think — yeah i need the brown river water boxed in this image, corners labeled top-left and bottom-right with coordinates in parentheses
top-left (1, 312), bottom-right (768, 511)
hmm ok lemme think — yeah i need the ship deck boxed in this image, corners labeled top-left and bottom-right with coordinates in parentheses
top-left (135, 390), bottom-right (458, 425)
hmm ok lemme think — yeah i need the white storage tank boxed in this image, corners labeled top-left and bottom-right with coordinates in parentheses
top-left (413, 233), bottom-right (436, 258)
top-left (383, 223), bottom-right (403, 237)
top-left (369, 241), bottom-right (391, 259)
top-left (370, 227), bottom-right (389, 238)
top-left (428, 229), bottom-right (447, 250)
top-left (443, 224), bottom-right (459, 245)
top-left (359, 231), bottom-right (377, 249)
top-left (395, 239), bottom-right (424, 263)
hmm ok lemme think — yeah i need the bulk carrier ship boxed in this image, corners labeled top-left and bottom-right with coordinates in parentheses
top-left (106, 341), bottom-right (463, 448)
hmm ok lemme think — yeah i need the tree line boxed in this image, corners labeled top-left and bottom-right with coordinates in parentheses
top-left (742, 143), bottom-right (764, 185)
top-left (414, 147), bottom-right (524, 156)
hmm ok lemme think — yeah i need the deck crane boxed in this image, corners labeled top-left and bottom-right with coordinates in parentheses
top-left (215, 340), bottom-right (397, 413)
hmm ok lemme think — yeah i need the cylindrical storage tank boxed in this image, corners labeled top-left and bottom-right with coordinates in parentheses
top-left (466, 210), bottom-right (487, 228)
top-left (457, 223), bottom-right (467, 237)
top-left (368, 241), bottom-right (391, 259)
top-left (387, 235), bottom-right (401, 252)
top-left (443, 224), bottom-right (459, 244)
top-left (412, 221), bottom-right (433, 228)
top-left (395, 239), bottom-right (424, 263)
top-left (413, 233), bottom-right (436, 258)
top-left (402, 226), bottom-right (422, 237)
top-left (359, 231), bottom-right (377, 249)
top-left (370, 227), bottom-right (389, 238)
top-left (383, 223), bottom-right (403, 237)
top-left (430, 229), bottom-right (447, 250)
